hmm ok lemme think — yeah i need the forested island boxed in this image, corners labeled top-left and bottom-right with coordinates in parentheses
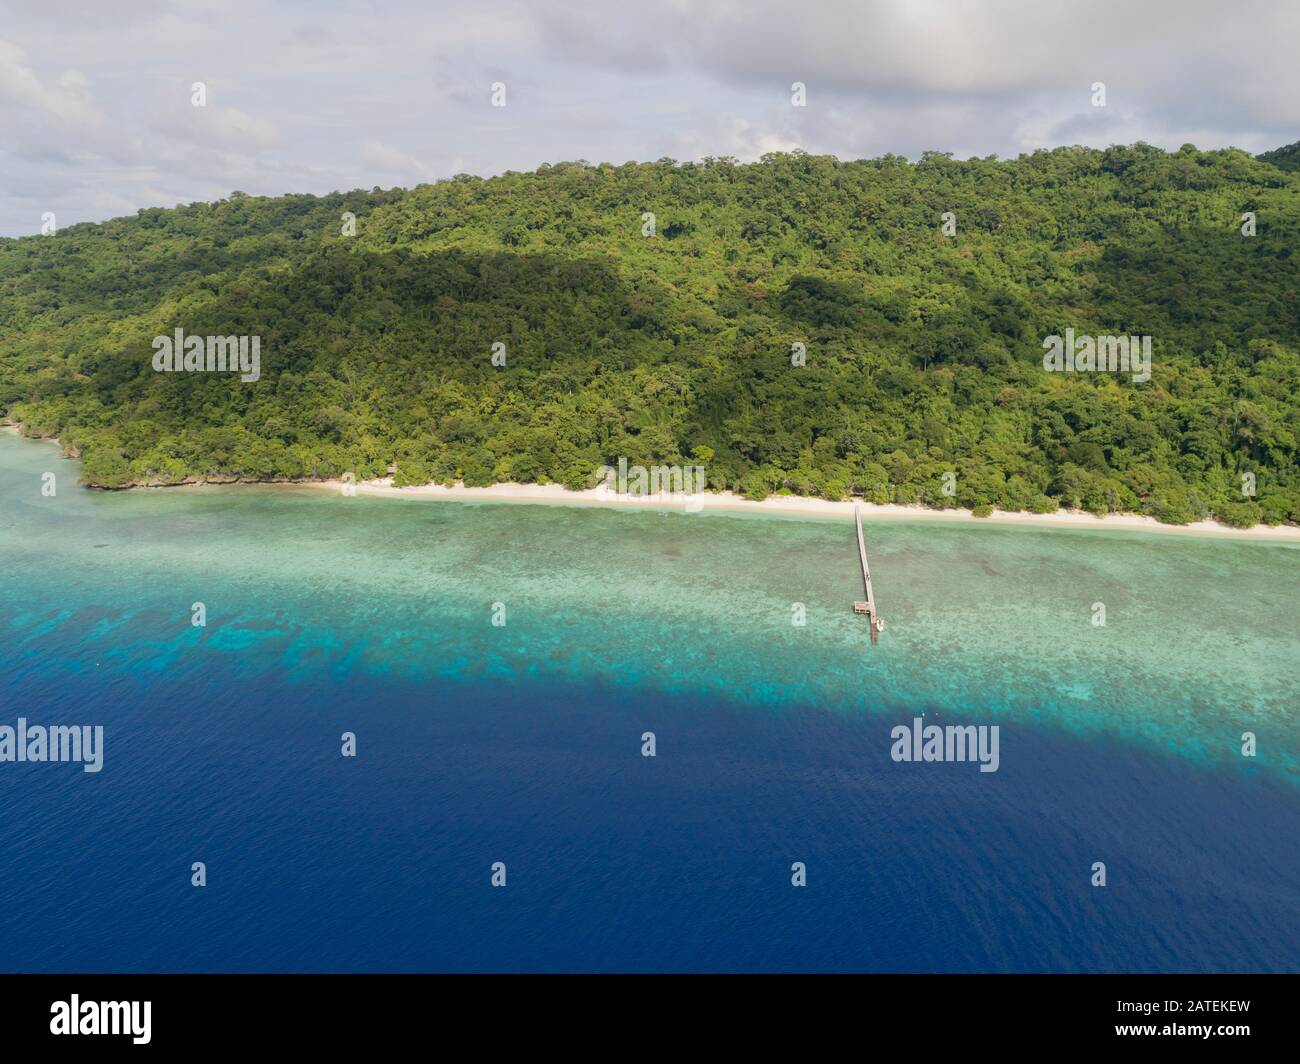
top-left (2, 143), bottom-right (1298, 527)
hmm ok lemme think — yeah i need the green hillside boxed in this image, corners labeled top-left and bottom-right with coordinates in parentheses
top-left (1258, 140), bottom-right (1300, 173)
top-left (2, 143), bottom-right (1299, 526)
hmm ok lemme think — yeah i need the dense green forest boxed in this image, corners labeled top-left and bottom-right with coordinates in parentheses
top-left (2, 142), bottom-right (1299, 526)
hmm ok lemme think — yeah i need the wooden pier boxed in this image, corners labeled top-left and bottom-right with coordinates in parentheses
top-left (852, 504), bottom-right (883, 644)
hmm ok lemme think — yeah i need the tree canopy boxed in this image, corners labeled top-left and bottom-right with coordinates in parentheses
top-left (2, 144), bottom-right (1299, 527)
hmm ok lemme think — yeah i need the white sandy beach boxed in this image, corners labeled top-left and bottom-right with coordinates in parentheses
top-left (303, 474), bottom-right (1300, 541)
top-left (5, 424), bottom-right (1298, 540)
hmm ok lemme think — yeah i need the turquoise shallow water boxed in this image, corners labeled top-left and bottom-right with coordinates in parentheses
top-left (3, 432), bottom-right (1297, 778)
top-left (1, 431), bottom-right (1298, 972)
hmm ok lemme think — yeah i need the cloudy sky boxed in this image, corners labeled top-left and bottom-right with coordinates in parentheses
top-left (2, 0), bottom-right (1298, 236)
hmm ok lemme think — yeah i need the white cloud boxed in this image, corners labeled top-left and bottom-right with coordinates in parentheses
top-left (0, 38), bottom-right (101, 125)
top-left (0, 1), bottom-right (1296, 235)
top-left (153, 105), bottom-right (281, 150)
top-left (362, 141), bottom-right (431, 181)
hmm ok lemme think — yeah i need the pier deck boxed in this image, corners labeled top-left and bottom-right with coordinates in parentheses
top-left (853, 504), bottom-right (882, 643)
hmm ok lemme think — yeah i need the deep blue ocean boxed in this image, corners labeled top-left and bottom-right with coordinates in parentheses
top-left (1, 433), bottom-right (1297, 972)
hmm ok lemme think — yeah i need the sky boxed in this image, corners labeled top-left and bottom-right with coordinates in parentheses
top-left (2, 0), bottom-right (1298, 236)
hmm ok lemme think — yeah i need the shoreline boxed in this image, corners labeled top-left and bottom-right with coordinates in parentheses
top-left (5, 423), bottom-right (1298, 541)
top-left (302, 477), bottom-right (1300, 540)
